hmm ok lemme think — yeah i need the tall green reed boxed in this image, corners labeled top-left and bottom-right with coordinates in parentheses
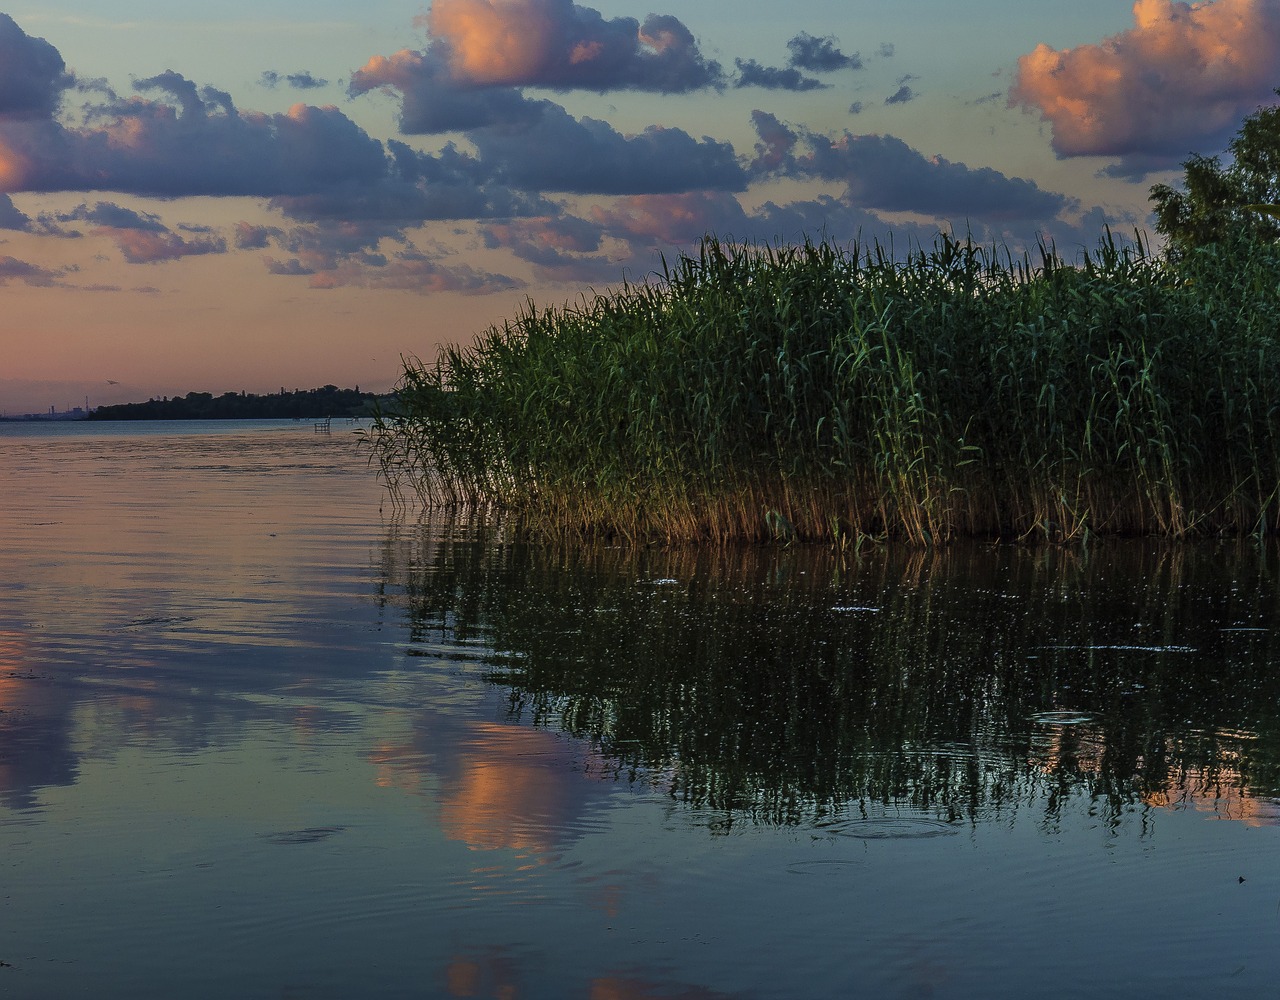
top-left (364, 231), bottom-right (1280, 544)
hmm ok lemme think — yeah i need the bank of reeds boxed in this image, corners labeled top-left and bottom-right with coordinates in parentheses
top-left (364, 232), bottom-right (1280, 544)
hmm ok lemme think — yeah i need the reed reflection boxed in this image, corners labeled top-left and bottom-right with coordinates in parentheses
top-left (382, 523), bottom-right (1280, 831)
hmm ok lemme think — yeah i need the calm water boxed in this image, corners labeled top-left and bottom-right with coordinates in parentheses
top-left (2, 420), bottom-right (1279, 999)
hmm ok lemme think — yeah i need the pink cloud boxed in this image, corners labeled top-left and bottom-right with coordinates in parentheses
top-left (421, 0), bottom-right (720, 92)
top-left (1010, 0), bottom-right (1280, 167)
top-left (589, 191), bottom-right (750, 246)
top-left (102, 228), bottom-right (227, 264)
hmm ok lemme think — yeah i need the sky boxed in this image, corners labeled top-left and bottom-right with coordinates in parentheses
top-left (3, 0), bottom-right (1279, 415)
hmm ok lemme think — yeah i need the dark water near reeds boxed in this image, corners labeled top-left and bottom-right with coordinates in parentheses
top-left (2, 420), bottom-right (1279, 999)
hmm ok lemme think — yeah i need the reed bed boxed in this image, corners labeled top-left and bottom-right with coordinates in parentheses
top-left (364, 232), bottom-right (1280, 544)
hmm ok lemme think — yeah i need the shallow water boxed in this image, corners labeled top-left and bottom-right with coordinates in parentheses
top-left (2, 420), bottom-right (1279, 999)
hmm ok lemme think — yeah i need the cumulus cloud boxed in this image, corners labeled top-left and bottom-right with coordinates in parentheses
top-left (351, 49), bottom-right (549, 133)
top-left (750, 109), bottom-right (800, 172)
top-left (1010, 0), bottom-right (1280, 170)
top-left (0, 8), bottom-right (1121, 300)
top-left (0, 76), bottom-right (391, 197)
top-left (734, 59), bottom-right (826, 91)
top-left (302, 249), bottom-right (523, 295)
top-left (787, 33), bottom-right (861, 72)
top-left (885, 76), bottom-right (918, 105)
top-left (109, 228), bottom-right (227, 264)
top-left (0, 253), bottom-right (64, 286)
top-left (234, 221), bottom-right (282, 250)
top-left (260, 71), bottom-right (329, 90)
top-left (424, 0), bottom-right (722, 92)
top-left (465, 104), bottom-right (747, 194)
top-left (53, 202), bottom-right (168, 233)
top-left (349, 2), bottom-right (724, 134)
top-left (233, 206), bottom-right (527, 293)
top-left (37, 200), bottom-right (228, 263)
top-left (0, 192), bottom-right (29, 229)
top-left (477, 215), bottom-right (626, 282)
top-left (750, 112), bottom-right (1071, 222)
top-left (590, 190), bottom-right (753, 247)
top-left (0, 14), bottom-right (71, 120)
top-left (270, 139), bottom-right (552, 224)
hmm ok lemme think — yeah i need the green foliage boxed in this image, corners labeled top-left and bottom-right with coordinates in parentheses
top-left (366, 232), bottom-right (1280, 544)
top-left (1150, 92), bottom-right (1280, 254)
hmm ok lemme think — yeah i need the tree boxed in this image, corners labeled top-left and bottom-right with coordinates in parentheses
top-left (1150, 92), bottom-right (1280, 255)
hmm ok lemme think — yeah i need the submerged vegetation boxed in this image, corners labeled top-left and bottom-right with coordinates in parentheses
top-left (366, 228), bottom-right (1280, 544)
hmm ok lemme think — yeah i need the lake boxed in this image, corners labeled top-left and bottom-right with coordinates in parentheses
top-left (1, 420), bottom-right (1278, 999)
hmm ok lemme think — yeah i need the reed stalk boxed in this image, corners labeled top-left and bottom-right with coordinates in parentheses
top-left (364, 231), bottom-right (1280, 544)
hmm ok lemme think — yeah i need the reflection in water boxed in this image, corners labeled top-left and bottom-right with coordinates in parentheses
top-left (438, 722), bottom-right (592, 853)
top-left (4, 423), bottom-right (1280, 998)
top-left (0, 629), bottom-right (79, 809)
top-left (381, 527), bottom-right (1280, 832)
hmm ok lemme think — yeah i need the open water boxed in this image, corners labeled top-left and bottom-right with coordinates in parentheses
top-left (1, 420), bottom-right (1278, 999)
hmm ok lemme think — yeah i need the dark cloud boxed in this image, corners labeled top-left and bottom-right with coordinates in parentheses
top-left (425, 0), bottom-right (723, 92)
top-left (885, 84), bottom-right (916, 105)
top-left (750, 108), bottom-right (799, 173)
top-left (466, 104), bottom-right (748, 195)
top-left (481, 214), bottom-right (602, 257)
top-left (350, 2), bottom-right (725, 134)
top-left (753, 193), bottom-right (927, 246)
top-left (1010, 0), bottom-right (1280, 174)
top-left (0, 14), bottom-right (71, 120)
top-left (55, 202), bottom-right (168, 232)
top-left (590, 190), bottom-right (753, 248)
top-left (304, 248), bottom-right (523, 295)
top-left (350, 49), bottom-right (546, 134)
top-left (787, 33), bottom-right (860, 72)
top-left (750, 113), bottom-right (1071, 222)
top-left (0, 192), bottom-right (29, 229)
top-left (734, 59), bottom-right (826, 92)
top-left (848, 101), bottom-right (864, 115)
top-left (237, 209), bottom-right (526, 294)
top-left (234, 221), bottom-right (282, 250)
top-left (269, 139), bottom-right (552, 225)
top-left (0, 9), bottom-right (1118, 300)
top-left (1, 76), bottom-right (391, 198)
top-left (0, 253), bottom-right (64, 286)
top-left (478, 215), bottom-right (621, 283)
top-left (30, 199), bottom-right (228, 263)
top-left (109, 229), bottom-right (227, 264)
top-left (265, 256), bottom-right (315, 276)
top-left (260, 71), bottom-right (329, 90)
top-left (877, 42), bottom-right (895, 58)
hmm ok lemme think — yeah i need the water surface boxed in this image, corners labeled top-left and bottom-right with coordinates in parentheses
top-left (2, 420), bottom-right (1278, 999)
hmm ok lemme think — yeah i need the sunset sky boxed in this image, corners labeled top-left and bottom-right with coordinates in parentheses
top-left (3, 0), bottom-right (1279, 415)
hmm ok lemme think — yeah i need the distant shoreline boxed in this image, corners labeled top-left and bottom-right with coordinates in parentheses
top-left (85, 385), bottom-right (390, 422)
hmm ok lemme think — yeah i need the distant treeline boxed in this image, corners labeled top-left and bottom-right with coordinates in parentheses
top-left (89, 385), bottom-right (388, 421)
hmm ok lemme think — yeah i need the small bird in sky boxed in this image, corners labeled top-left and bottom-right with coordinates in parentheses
top-left (106, 379), bottom-right (119, 385)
